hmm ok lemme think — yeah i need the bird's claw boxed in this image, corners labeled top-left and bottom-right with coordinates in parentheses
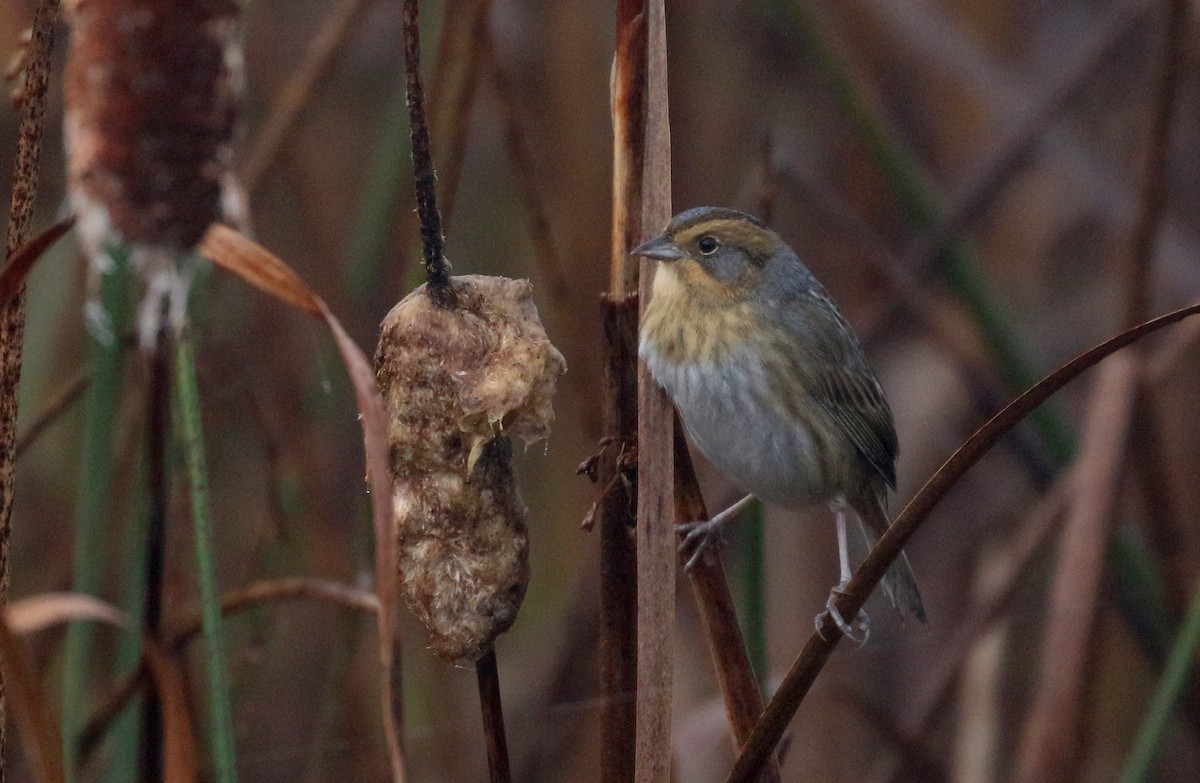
top-left (676, 518), bottom-right (724, 570)
top-left (815, 582), bottom-right (870, 645)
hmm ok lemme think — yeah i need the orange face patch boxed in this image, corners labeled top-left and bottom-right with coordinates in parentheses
top-left (672, 218), bottom-right (783, 261)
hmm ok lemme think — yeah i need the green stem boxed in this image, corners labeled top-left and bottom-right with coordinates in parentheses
top-left (62, 246), bottom-right (133, 778)
top-left (174, 327), bottom-right (238, 783)
top-left (732, 502), bottom-right (768, 689)
top-left (109, 459), bottom-right (149, 781)
top-left (1120, 579), bottom-right (1200, 783)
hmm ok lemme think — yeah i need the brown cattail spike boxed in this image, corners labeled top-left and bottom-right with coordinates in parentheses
top-left (63, 0), bottom-right (241, 345)
top-left (376, 275), bottom-right (565, 662)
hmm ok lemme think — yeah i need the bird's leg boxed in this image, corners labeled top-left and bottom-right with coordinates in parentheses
top-left (816, 503), bottom-right (870, 644)
top-left (677, 493), bottom-right (755, 570)
top-left (836, 503), bottom-right (853, 585)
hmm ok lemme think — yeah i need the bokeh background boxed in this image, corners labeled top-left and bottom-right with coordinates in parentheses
top-left (3, 0), bottom-right (1200, 781)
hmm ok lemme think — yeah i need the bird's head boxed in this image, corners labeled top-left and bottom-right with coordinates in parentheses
top-left (632, 206), bottom-right (801, 306)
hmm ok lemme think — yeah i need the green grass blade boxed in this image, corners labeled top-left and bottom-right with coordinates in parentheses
top-left (61, 245), bottom-right (133, 778)
top-left (174, 326), bottom-right (238, 783)
top-left (1120, 579), bottom-right (1200, 783)
top-left (107, 445), bottom-right (152, 780)
top-left (732, 502), bottom-right (768, 689)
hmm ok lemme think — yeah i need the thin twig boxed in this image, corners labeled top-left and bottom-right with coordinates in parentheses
top-left (401, 0), bottom-right (454, 307)
top-left (476, 647), bottom-right (512, 783)
top-left (240, 0), bottom-right (376, 194)
top-left (13, 365), bottom-right (90, 459)
top-left (726, 301), bottom-right (1200, 783)
top-left (170, 577), bottom-right (379, 647)
top-left (1147, 315), bottom-right (1200, 380)
top-left (0, 0), bottom-right (61, 774)
top-left (77, 577), bottom-right (379, 766)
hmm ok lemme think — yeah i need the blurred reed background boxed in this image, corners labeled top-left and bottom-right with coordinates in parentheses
top-left (2, 0), bottom-right (1200, 781)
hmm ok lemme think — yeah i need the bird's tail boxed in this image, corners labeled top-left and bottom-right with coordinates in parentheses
top-left (853, 496), bottom-right (927, 624)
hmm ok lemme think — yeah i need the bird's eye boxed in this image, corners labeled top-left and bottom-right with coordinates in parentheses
top-left (697, 235), bottom-right (719, 255)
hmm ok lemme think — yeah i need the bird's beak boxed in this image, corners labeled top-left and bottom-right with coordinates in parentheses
top-left (631, 234), bottom-right (684, 261)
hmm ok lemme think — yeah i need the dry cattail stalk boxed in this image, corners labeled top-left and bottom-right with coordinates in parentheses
top-left (63, 0), bottom-right (242, 346)
top-left (375, 275), bottom-right (565, 662)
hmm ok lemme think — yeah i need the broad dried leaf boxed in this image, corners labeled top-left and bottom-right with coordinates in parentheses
top-left (0, 216), bottom-right (76, 309)
top-left (0, 609), bottom-right (64, 783)
top-left (6, 593), bottom-right (198, 783)
top-left (198, 224), bottom-right (321, 316)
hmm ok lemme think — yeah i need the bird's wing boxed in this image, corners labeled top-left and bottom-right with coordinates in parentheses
top-left (788, 290), bottom-right (899, 488)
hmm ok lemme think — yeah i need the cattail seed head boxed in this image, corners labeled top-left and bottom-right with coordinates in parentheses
top-left (375, 276), bottom-right (565, 661)
top-left (63, 0), bottom-right (241, 344)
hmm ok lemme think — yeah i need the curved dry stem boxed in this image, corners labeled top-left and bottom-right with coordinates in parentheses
top-left (169, 576), bottom-right (379, 647)
top-left (14, 363), bottom-right (90, 459)
top-left (0, 216), bottom-right (75, 311)
top-left (726, 300), bottom-right (1200, 783)
top-left (6, 593), bottom-right (200, 783)
top-left (77, 577), bottom-right (378, 767)
top-left (0, 611), bottom-right (64, 783)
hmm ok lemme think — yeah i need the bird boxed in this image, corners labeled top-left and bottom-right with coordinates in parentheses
top-left (634, 206), bottom-right (926, 639)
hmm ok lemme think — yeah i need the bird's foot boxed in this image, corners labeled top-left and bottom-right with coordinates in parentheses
top-left (816, 581), bottom-right (870, 645)
top-left (676, 517), bottom-right (726, 570)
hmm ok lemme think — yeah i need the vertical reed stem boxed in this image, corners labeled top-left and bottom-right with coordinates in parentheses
top-left (476, 647), bottom-right (512, 783)
top-left (0, 1), bottom-right (61, 773)
top-left (174, 327), bottom-right (238, 783)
